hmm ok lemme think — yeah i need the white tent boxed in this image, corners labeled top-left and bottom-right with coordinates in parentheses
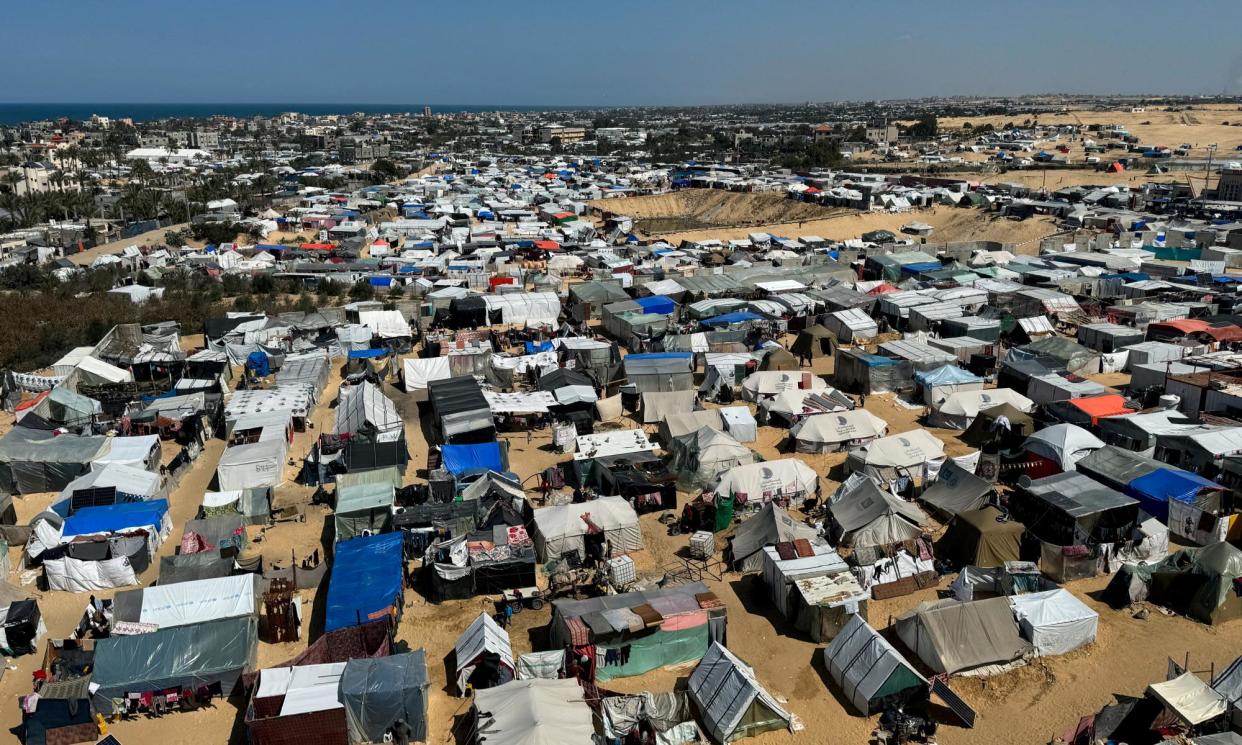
top-left (482, 292), bottom-right (561, 326)
top-left (1007, 588), bottom-right (1098, 657)
top-left (930, 389), bottom-right (1035, 429)
top-left (671, 427), bottom-right (754, 488)
top-left (713, 459), bottom-right (819, 505)
top-left (1148, 672), bottom-right (1229, 727)
top-left (44, 556), bottom-right (138, 592)
top-left (454, 612), bottom-right (515, 695)
top-left (402, 356), bottom-right (452, 400)
top-left (90, 435), bottom-right (161, 473)
top-left (689, 642), bottom-right (793, 743)
top-left (1022, 423), bottom-right (1104, 471)
top-left (531, 496), bottom-right (642, 561)
top-left (131, 574), bottom-right (256, 628)
top-left (740, 371), bottom-right (827, 402)
top-left (846, 429), bottom-right (946, 486)
top-left (473, 679), bottom-right (594, 745)
top-left (358, 310), bottom-right (412, 339)
top-left (791, 410), bottom-right (888, 453)
top-left (825, 308), bottom-right (878, 343)
top-left (59, 463), bottom-right (163, 505)
top-left (216, 439), bottom-right (287, 490)
top-left (335, 381), bottom-right (403, 441)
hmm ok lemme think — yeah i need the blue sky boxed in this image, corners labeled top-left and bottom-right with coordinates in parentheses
top-left (3, 0), bottom-right (1241, 105)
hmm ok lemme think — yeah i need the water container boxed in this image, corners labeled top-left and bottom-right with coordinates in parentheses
top-left (1158, 394), bottom-right (1181, 410)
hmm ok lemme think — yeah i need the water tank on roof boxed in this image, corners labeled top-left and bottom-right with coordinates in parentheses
top-left (1158, 395), bottom-right (1181, 410)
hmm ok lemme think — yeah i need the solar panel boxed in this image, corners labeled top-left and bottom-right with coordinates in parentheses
top-left (931, 677), bottom-right (976, 728)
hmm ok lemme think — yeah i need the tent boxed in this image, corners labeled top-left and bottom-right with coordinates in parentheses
top-left (936, 506), bottom-right (1024, 568)
top-left (247, 662), bottom-right (348, 745)
top-left (325, 532), bottom-right (404, 633)
top-left (113, 574), bottom-right (256, 629)
top-left (216, 439), bottom-right (287, 490)
top-left (402, 357), bottom-right (451, 400)
top-left (915, 365), bottom-right (985, 408)
top-left (454, 612), bottom-right (515, 695)
top-left (1129, 542), bottom-right (1242, 625)
top-left (959, 403), bottom-right (1035, 448)
top-left (92, 615), bottom-right (258, 711)
top-left (741, 370), bottom-right (827, 401)
top-left (1008, 588), bottom-right (1098, 657)
top-left (334, 481), bottom-right (396, 542)
top-left (641, 390), bottom-right (698, 425)
top-left (0, 427), bottom-right (110, 494)
top-left (1022, 423), bottom-right (1104, 472)
top-left (335, 381), bottom-right (403, 441)
top-left (830, 477), bottom-right (928, 550)
top-left (759, 348), bottom-right (799, 372)
top-left (339, 651), bottom-right (429, 744)
top-left (845, 429), bottom-right (945, 486)
top-left (472, 679), bottom-right (595, 745)
top-left (822, 614), bottom-right (927, 715)
top-left (919, 460), bottom-right (992, 518)
top-left (428, 376), bottom-right (494, 444)
top-left (719, 406), bottom-right (758, 443)
top-left (930, 389), bottom-right (1035, 429)
top-left (790, 324), bottom-right (836, 359)
top-left (689, 642), bottom-right (793, 743)
top-left (728, 502), bottom-right (824, 572)
top-left (1147, 672), bottom-right (1228, 727)
top-left (0, 598), bottom-right (42, 657)
top-left (790, 409), bottom-right (888, 453)
top-left (713, 459), bottom-right (819, 507)
top-left (760, 543), bottom-right (864, 641)
top-left (58, 462), bottom-right (164, 509)
top-left (1126, 467), bottom-right (1226, 523)
top-left (670, 427), bottom-right (754, 489)
top-left (825, 308), bottom-right (878, 344)
top-left (440, 442), bottom-right (506, 478)
top-left (894, 597), bottom-right (1030, 675)
top-left (531, 496), bottom-right (642, 562)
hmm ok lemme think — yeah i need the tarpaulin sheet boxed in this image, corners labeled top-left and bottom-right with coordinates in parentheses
top-left (326, 532), bottom-right (404, 632)
top-left (43, 555), bottom-right (138, 591)
top-left (62, 499), bottom-right (168, 539)
top-left (92, 615), bottom-right (257, 704)
top-left (634, 295), bottom-right (676, 316)
top-left (1126, 468), bottom-right (1221, 522)
top-left (341, 651), bottom-right (430, 744)
top-left (440, 442), bottom-right (503, 476)
top-left (135, 574), bottom-right (256, 628)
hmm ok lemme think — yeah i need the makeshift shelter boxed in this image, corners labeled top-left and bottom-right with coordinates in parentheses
top-left (112, 574), bottom-right (256, 629)
top-left (247, 662), bottom-right (348, 745)
top-left (822, 614), bottom-right (927, 715)
top-left (760, 543), bottom-right (864, 641)
top-left (1147, 672), bottom-right (1229, 728)
top-left (454, 612), bottom-right (515, 695)
top-left (959, 403), bottom-right (1036, 448)
top-left (920, 461), bottom-right (993, 518)
top-left (728, 502), bottom-right (824, 573)
top-left (790, 409), bottom-right (888, 453)
top-left (57, 462), bottom-right (165, 511)
top-left (216, 439), bottom-right (287, 491)
top-left (1022, 423), bottom-right (1104, 473)
top-left (670, 427), bottom-right (755, 489)
top-left (92, 615), bottom-right (258, 712)
top-left (334, 481), bottom-right (396, 543)
top-left (930, 389), bottom-right (1034, 430)
top-left (844, 429), bottom-right (945, 487)
top-left (1126, 467), bottom-right (1227, 524)
top-left (623, 353), bottom-right (694, 394)
top-left (936, 506), bottom-right (1024, 568)
top-left (689, 642), bottom-right (794, 743)
top-left (916, 365), bottom-right (985, 408)
top-left (428, 376), bottom-right (494, 444)
top-left (641, 390), bottom-right (698, 425)
top-left (335, 381), bottom-right (403, 441)
top-left (1109, 542), bottom-right (1242, 625)
top-left (0, 597), bottom-right (42, 657)
top-left (325, 531), bottom-right (404, 633)
top-left (0, 428), bottom-right (110, 494)
top-left (1008, 588), bottom-right (1098, 657)
top-left (825, 309), bottom-right (878, 344)
top-left (830, 477), bottom-right (928, 551)
top-left (531, 496), bottom-right (642, 562)
top-left (472, 679), bottom-right (595, 745)
top-left (894, 597), bottom-right (1030, 675)
top-left (834, 349), bottom-right (914, 394)
top-left (719, 406), bottom-right (758, 443)
top-left (402, 356), bottom-right (452, 401)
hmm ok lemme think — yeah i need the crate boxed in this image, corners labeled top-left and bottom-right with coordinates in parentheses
top-left (689, 531), bottom-right (714, 560)
top-left (607, 555), bottom-right (636, 586)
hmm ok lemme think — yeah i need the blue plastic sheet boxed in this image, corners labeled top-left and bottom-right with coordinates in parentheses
top-left (326, 532), bottom-right (405, 632)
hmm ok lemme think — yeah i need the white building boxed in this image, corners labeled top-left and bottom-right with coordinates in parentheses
top-left (125, 147), bottom-right (210, 164)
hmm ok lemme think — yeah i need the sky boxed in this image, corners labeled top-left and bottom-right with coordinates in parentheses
top-left (4, 0), bottom-right (1242, 106)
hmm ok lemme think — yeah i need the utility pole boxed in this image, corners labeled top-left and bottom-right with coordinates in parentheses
top-left (1205, 143), bottom-right (1218, 197)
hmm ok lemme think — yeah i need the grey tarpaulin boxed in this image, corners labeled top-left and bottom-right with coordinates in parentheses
top-left (340, 651), bottom-right (430, 744)
top-left (728, 502), bottom-right (823, 573)
top-left (158, 552), bottom-right (234, 585)
top-left (91, 615), bottom-right (258, 710)
top-left (689, 642), bottom-right (792, 743)
top-left (0, 427), bottom-right (110, 494)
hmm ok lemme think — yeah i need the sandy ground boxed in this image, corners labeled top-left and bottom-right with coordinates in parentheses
top-left (2, 335), bottom-right (1239, 745)
top-left (66, 222), bottom-right (192, 266)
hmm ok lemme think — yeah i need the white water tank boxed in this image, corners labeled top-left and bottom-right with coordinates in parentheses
top-left (1158, 394), bottom-right (1180, 410)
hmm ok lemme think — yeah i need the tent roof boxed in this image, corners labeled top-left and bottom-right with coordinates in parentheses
top-left (325, 531), bottom-right (405, 632)
top-left (854, 429), bottom-right (945, 468)
top-left (473, 679), bottom-right (595, 745)
top-left (920, 461), bottom-right (992, 516)
top-left (730, 502), bottom-right (822, 562)
top-left (1024, 472), bottom-right (1137, 516)
top-left (823, 614), bottom-right (926, 714)
top-left (455, 612), bottom-right (514, 672)
top-left (832, 478), bottom-right (928, 532)
top-left (1147, 672), bottom-right (1228, 725)
top-left (91, 615), bottom-right (257, 698)
top-left (1022, 423), bottom-right (1105, 469)
top-left (441, 442), bottom-right (504, 476)
top-left (689, 642), bottom-right (792, 742)
top-left (896, 597), bottom-right (1030, 674)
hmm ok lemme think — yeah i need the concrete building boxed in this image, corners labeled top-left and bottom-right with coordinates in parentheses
top-left (865, 124), bottom-right (899, 146)
top-left (1217, 165), bottom-right (1242, 202)
top-left (538, 125), bottom-right (586, 144)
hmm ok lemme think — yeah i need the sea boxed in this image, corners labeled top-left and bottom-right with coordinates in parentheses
top-left (0, 102), bottom-right (590, 125)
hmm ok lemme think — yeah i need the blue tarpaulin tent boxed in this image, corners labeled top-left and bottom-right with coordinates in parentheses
top-left (246, 351), bottom-right (270, 377)
top-left (440, 442), bottom-right (504, 476)
top-left (369, 277), bottom-right (394, 287)
top-left (1126, 468), bottom-right (1222, 522)
top-left (900, 262), bottom-right (943, 275)
top-left (914, 365), bottom-right (983, 386)
top-left (348, 348), bottom-right (388, 359)
top-left (63, 499), bottom-right (169, 537)
top-left (634, 295), bottom-right (677, 315)
top-left (524, 341), bottom-right (554, 354)
top-left (326, 532), bottom-right (405, 632)
top-left (702, 311), bottom-right (764, 328)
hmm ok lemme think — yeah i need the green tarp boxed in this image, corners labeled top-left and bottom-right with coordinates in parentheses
top-left (596, 624), bottom-right (710, 682)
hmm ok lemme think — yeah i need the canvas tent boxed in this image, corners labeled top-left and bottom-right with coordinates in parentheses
top-left (335, 381), bottom-right (403, 441)
top-left (713, 459), bottom-right (819, 507)
top-left (1022, 423), bottom-right (1104, 472)
top-left (1148, 672), bottom-right (1229, 727)
top-left (920, 460), bottom-right (992, 518)
top-left (790, 409), bottom-right (888, 453)
top-left (845, 429), bottom-right (945, 486)
top-left (531, 496), bottom-right (642, 562)
top-left (454, 612), bottom-right (515, 695)
top-left (930, 389), bottom-right (1035, 429)
top-left (689, 642), bottom-right (793, 743)
top-left (936, 506), bottom-right (1024, 568)
top-left (1008, 588), bottom-right (1098, 657)
top-left (728, 502), bottom-right (824, 572)
top-left (472, 679), bottom-right (595, 745)
top-left (670, 427), bottom-right (755, 489)
top-left (894, 597), bottom-right (1030, 675)
top-left (830, 476), bottom-right (928, 550)
top-left (822, 614), bottom-right (927, 715)
top-left (790, 324), bottom-right (837, 359)
top-left (959, 403), bottom-right (1035, 448)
